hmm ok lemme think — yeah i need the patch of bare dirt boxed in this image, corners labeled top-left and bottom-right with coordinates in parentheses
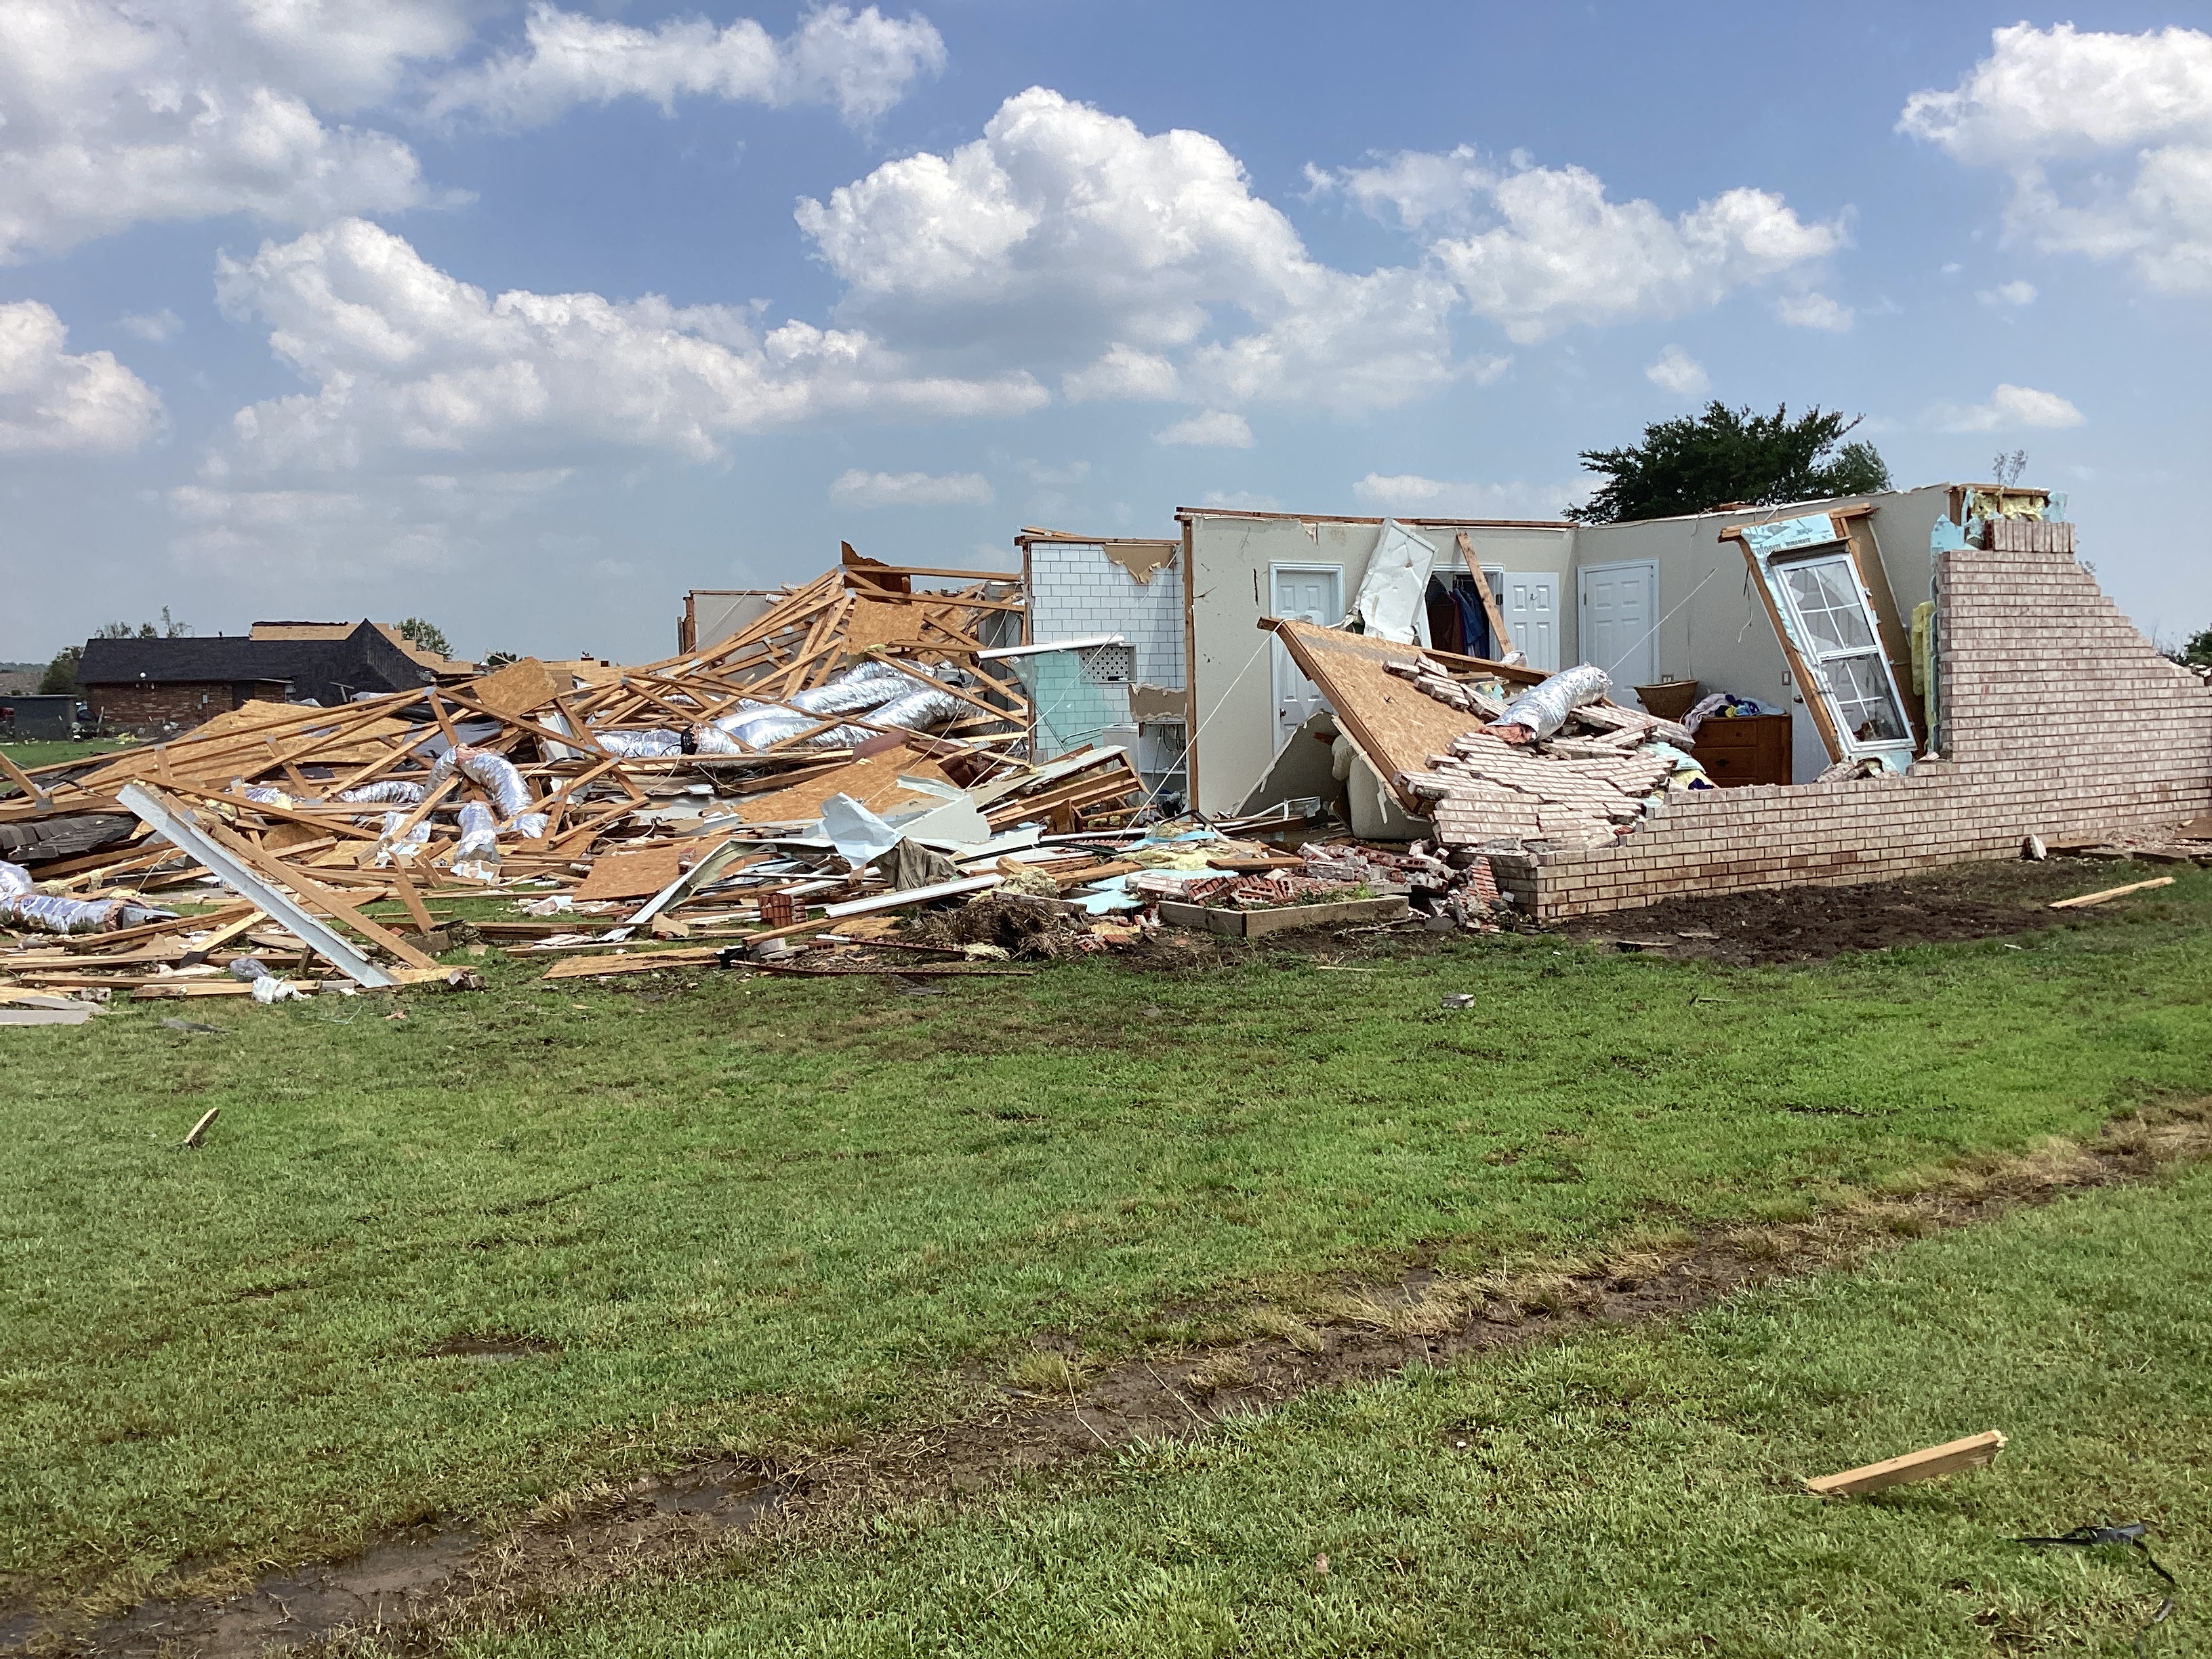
top-left (21, 1105), bottom-right (2209, 1659)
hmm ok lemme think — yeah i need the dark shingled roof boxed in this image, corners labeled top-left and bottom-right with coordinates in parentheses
top-left (77, 621), bottom-right (434, 707)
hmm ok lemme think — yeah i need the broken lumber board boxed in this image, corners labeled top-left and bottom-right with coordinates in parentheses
top-left (541, 947), bottom-right (728, 980)
top-left (387, 869), bottom-right (438, 936)
top-left (2049, 876), bottom-right (2175, 909)
top-left (116, 783), bottom-right (399, 989)
top-left (1805, 1430), bottom-right (2007, 1498)
top-left (56, 903), bottom-right (252, 951)
top-left (179, 909), bottom-right (270, 967)
top-left (132, 979), bottom-right (323, 998)
top-left (197, 813), bottom-right (439, 972)
top-left (1155, 895), bottom-right (1410, 939)
top-left (821, 873), bottom-right (1003, 919)
top-left (0, 747), bottom-right (54, 811)
top-left (748, 960), bottom-right (1031, 979)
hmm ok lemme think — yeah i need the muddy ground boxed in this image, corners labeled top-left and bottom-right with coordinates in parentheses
top-left (1116, 854), bottom-right (2187, 972)
top-left (1554, 855), bottom-right (2177, 966)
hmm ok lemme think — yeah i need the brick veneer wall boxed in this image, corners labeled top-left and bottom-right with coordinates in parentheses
top-left (85, 681), bottom-right (281, 731)
top-left (1492, 544), bottom-right (2212, 920)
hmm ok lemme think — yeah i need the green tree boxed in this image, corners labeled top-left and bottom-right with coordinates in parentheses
top-left (1566, 402), bottom-right (1893, 525)
top-left (38, 646), bottom-right (82, 695)
top-left (398, 617), bottom-right (452, 657)
top-left (2182, 628), bottom-right (2212, 668)
top-left (95, 607), bottom-right (190, 640)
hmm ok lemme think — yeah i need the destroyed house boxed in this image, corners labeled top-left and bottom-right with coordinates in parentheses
top-left (1019, 485), bottom-right (2212, 919)
top-left (78, 623), bottom-right (438, 733)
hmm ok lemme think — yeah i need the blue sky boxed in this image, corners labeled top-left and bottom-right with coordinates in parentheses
top-left (3, 1), bottom-right (2207, 665)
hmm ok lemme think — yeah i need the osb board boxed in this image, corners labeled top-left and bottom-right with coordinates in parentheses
top-left (845, 598), bottom-right (956, 654)
top-left (1267, 619), bottom-right (1479, 810)
top-left (468, 656), bottom-right (560, 718)
top-left (736, 747), bottom-right (956, 825)
top-left (573, 842), bottom-right (687, 900)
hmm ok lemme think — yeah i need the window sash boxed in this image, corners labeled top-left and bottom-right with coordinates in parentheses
top-left (1769, 548), bottom-right (1913, 762)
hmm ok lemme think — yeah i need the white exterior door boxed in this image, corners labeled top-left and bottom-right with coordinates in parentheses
top-left (1578, 559), bottom-right (1658, 691)
top-left (1269, 564), bottom-right (1341, 753)
top-left (1502, 572), bottom-right (1559, 672)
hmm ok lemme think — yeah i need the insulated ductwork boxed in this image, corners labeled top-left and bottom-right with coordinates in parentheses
top-left (0, 859), bottom-right (166, 933)
top-left (863, 684), bottom-right (963, 734)
top-left (427, 743), bottom-right (533, 821)
top-left (786, 659), bottom-right (918, 716)
top-left (337, 781), bottom-right (426, 806)
top-left (1495, 665), bottom-right (1610, 741)
top-left (592, 729), bottom-right (684, 759)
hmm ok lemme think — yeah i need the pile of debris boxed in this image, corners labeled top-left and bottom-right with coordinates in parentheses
top-left (0, 550), bottom-right (1173, 1001)
top-left (1386, 656), bottom-right (1702, 851)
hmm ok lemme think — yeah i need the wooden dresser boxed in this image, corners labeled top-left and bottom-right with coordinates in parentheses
top-left (1691, 713), bottom-right (1792, 787)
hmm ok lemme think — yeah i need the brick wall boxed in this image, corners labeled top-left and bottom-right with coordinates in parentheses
top-left (1028, 544), bottom-right (1187, 690)
top-left (1497, 544), bottom-right (2212, 919)
top-left (85, 681), bottom-right (277, 732)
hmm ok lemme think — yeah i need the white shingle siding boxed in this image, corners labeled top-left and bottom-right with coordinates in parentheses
top-left (1027, 544), bottom-right (1187, 689)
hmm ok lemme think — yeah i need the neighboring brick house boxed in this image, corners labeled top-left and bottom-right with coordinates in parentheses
top-left (77, 622), bottom-right (436, 733)
top-left (247, 620), bottom-right (475, 678)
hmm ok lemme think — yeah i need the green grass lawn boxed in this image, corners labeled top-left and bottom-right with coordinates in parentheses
top-left (441, 1163), bottom-right (2212, 1658)
top-left (0, 736), bottom-right (137, 772)
top-left (3, 868), bottom-right (2210, 1616)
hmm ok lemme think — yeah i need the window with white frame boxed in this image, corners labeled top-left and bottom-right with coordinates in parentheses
top-left (1773, 551), bottom-right (1910, 747)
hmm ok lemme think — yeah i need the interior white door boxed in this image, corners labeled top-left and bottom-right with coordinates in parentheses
top-left (1270, 564), bottom-right (1341, 752)
top-left (1578, 559), bottom-right (1658, 691)
top-left (1502, 572), bottom-right (1559, 672)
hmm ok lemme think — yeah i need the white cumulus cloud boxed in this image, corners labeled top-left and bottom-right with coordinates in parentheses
top-left (205, 218), bottom-right (1046, 478)
top-left (1155, 410), bottom-right (1252, 448)
top-left (1644, 345), bottom-right (1708, 396)
top-left (1978, 279), bottom-right (2039, 306)
top-left (1902, 24), bottom-right (2212, 294)
top-left (829, 468), bottom-right (992, 506)
top-left (797, 87), bottom-right (1467, 413)
top-left (1351, 472), bottom-right (1582, 520)
top-left (0, 0), bottom-right (471, 262)
top-left (1931, 383), bottom-right (2086, 432)
top-left (120, 308), bottom-right (185, 342)
top-left (424, 3), bottom-right (945, 130)
top-left (1062, 344), bottom-right (1181, 403)
top-left (1775, 291), bottom-right (1852, 331)
top-left (0, 300), bottom-right (165, 453)
top-left (1317, 148), bottom-right (1846, 343)
top-left (167, 469), bottom-right (571, 576)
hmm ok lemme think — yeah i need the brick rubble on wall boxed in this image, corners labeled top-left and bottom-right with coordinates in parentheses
top-left (1493, 544), bottom-right (2212, 920)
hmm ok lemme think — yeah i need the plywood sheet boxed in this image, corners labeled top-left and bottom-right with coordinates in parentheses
top-left (735, 746), bottom-right (956, 825)
top-left (468, 656), bottom-right (560, 718)
top-left (573, 842), bottom-right (687, 900)
top-left (844, 598), bottom-right (947, 653)
top-left (1266, 619), bottom-right (1481, 810)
